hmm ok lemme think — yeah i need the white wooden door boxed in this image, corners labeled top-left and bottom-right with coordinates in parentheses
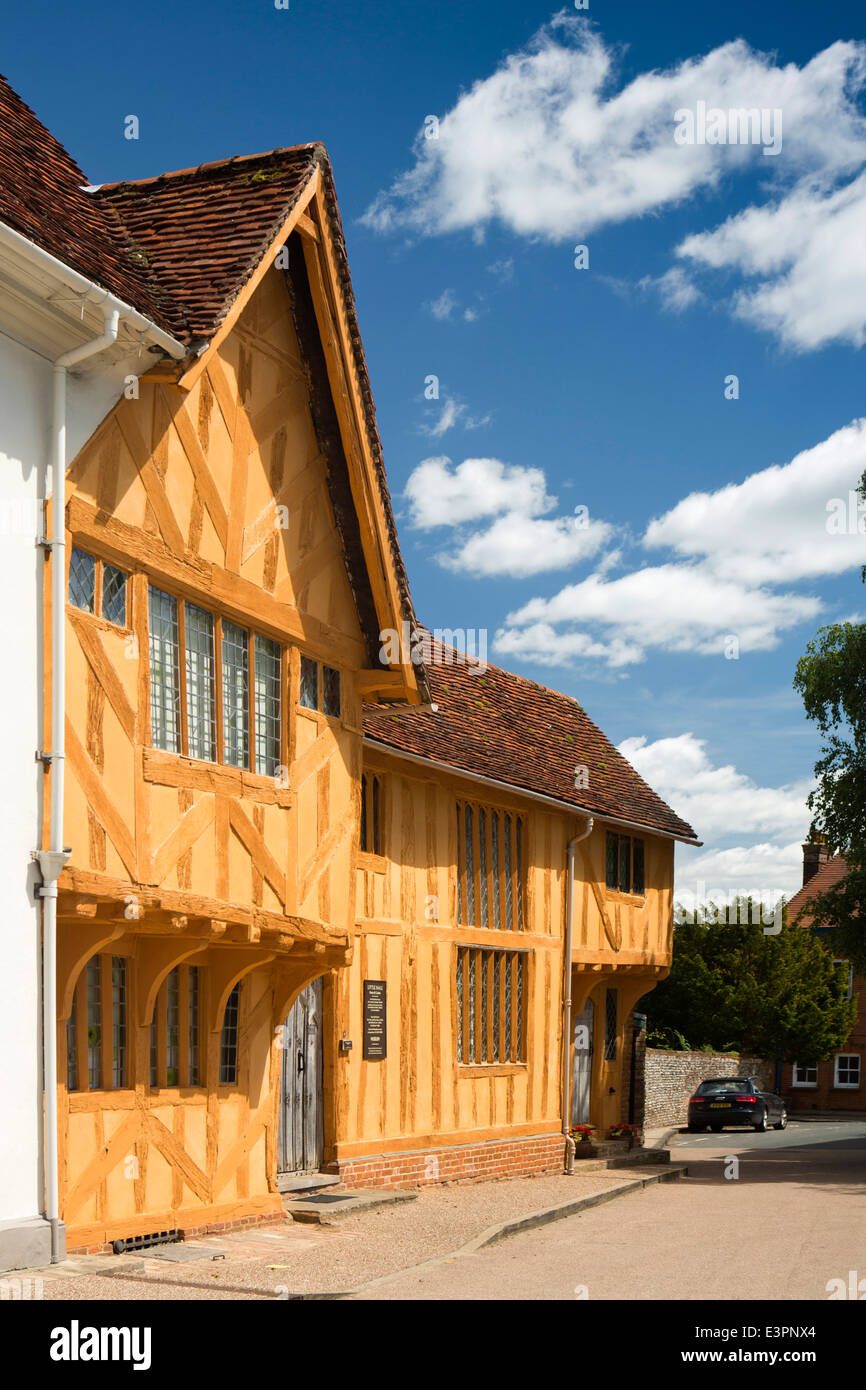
top-left (278, 978), bottom-right (324, 1174)
top-left (571, 998), bottom-right (594, 1126)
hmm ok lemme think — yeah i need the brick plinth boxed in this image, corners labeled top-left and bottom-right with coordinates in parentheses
top-left (325, 1133), bottom-right (566, 1188)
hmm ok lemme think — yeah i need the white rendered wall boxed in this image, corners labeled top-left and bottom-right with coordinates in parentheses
top-left (0, 334), bottom-right (142, 1226)
top-left (0, 332), bottom-right (49, 1223)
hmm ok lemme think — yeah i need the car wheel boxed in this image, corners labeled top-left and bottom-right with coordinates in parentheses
top-left (687, 1124), bottom-right (702, 1133)
top-left (774, 1108), bottom-right (788, 1131)
top-left (709, 1124), bottom-right (723, 1132)
top-left (754, 1110), bottom-right (769, 1133)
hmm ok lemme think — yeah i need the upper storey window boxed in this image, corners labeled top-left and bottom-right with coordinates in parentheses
top-left (148, 586), bottom-right (281, 776)
top-left (456, 800), bottom-right (525, 931)
top-left (299, 655), bottom-right (341, 719)
top-left (605, 832), bottom-right (645, 896)
top-left (68, 546), bottom-right (128, 627)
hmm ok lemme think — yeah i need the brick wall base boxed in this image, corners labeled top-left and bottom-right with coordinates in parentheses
top-left (67, 1211), bottom-right (287, 1257)
top-left (325, 1133), bottom-right (566, 1188)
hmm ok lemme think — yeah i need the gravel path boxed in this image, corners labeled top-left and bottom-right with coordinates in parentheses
top-left (43, 1170), bottom-right (642, 1301)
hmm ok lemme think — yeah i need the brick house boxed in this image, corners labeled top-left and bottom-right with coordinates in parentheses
top-left (782, 839), bottom-right (864, 1111)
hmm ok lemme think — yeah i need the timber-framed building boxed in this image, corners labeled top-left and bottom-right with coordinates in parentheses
top-left (0, 76), bottom-right (697, 1261)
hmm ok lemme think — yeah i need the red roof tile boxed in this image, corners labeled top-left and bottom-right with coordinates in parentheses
top-left (0, 74), bottom-right (181, 332)
top-left (363, 638), bottom-right (699, 841)
top-left (787, 854), bottom-right (850, 927)
top-left (96, 147), bottom-right (319, 342)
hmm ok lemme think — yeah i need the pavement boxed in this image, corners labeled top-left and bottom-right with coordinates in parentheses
top-left (7, 1119), bottom-right (864, 1300)
top-left (351, 1119), bottom-right (866, 1300)
top-left (9, 1167), bottom-right (677, 1301)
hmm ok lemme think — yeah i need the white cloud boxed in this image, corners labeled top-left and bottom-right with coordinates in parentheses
top-left (364, 23), bottom-right (866, 241)
top-left (493, 621), bottom-right (641, 668)
top-left (618, 732), bottom-right (812, 899)
top-left (619, 733), bottom-right (813, 843)
top-left (639, 265), bottom-right (702, 312)
top-left (404, 455), bottom-right (611, 576)
top-left (445, 509), bottom-right (611, 578)
top-left (644, 418), bottom-right (866, 586)
top-left (678, 172), bottom-right (866, 350)
top-left (365, 21), bottom-right (866, 349)
top-left (405, 456), bottom-right (555, 528)
top-left (428, 288), bottom-right (459, 320)
top-left (506, 563), bottom-right (820, 659)
top-left (494, 420), bottom-right (864, 665)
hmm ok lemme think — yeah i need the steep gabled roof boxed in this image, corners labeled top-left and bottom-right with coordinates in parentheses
top-left (95, 147), bottom-right (319, 343)
top-left (363, 638), bottom-right (699, 841)
top-left (787, 854), bottom-right (850, 929)
top-left (96, 148), bottom-right (418, 643)
top-left (0, 72), bottom-right (422, 690)
top-left (0, 73), bottom-right (180, 331)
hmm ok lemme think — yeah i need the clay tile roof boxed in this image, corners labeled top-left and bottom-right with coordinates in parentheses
top-left (787, 854), bottom-right (850, 928)
top-left (0, 74), bottom-right (181, 332)
top-left (96, 146), bottom-right (319, 342)
top-left (363, 637), bottom-right (698, 841)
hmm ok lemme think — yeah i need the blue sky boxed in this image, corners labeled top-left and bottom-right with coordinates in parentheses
top-left (6, 0), bottom-right (866, 899)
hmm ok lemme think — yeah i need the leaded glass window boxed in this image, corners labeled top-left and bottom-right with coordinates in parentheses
top-left (254, 635), bottom-right (281, 776)
top-left (68, 546), bottom-right (96, 612)
top-left (149, 587), bottom-right (182, 753)
top-left (185, 604), bottom-right (216, 762)
top-left (221, 620), bottom-right (249, 768)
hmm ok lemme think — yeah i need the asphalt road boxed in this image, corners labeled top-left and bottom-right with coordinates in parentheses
top-left (353, 1120), bottom-right (866, 1300)
top-left (669, 1118), bottom-right (866, 1152)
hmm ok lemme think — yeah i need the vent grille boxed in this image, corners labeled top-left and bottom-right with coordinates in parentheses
top-left (112, 1228), bottom-right (181, 1254)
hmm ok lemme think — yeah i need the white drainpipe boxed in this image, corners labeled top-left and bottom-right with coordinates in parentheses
top-left (562, 816), bottom-right (593, 1174)
top-left (24, 261), bottom-right (186, 1262)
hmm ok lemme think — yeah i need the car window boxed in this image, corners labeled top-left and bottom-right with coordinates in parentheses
top-left (696, 1079), bottom-right (750, 1095)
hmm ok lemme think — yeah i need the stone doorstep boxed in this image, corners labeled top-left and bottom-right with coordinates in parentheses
top-left (283, 1187), bottom-right (418, 1224)
top-left (275, 1172), bottom-right (342, 1195)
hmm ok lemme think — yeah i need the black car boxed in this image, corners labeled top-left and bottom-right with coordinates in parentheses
top-left (687, 1076), bottom-right (788, 1133)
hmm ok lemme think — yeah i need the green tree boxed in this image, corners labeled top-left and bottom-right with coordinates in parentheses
top-left (793, 466), bottom-right (866, 970)
top-left (640, 909), bottom-right (855, 1061)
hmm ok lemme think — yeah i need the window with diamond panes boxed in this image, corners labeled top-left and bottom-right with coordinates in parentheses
top-left (148, 586), bottom-right (282, 774)
top-left (322, 664), bottom-right (341, 718)
top-left (299, 655), bottom-right (318, 710)
top-left (66, 954), bottom-right (129, 1092)
top-left (101, 562), bottom-right (127, 626)
top-left (149, 964), bottom-right (202, 1089)
top-left (457, 801), bottom-right (525, 930)
top-left (299, 656), bottom-right (342, 720)
top-left (604, 988), bottom-right (618, 1060)
top-left (220, 983), bottom-right (241, 1084)
top-left (68, 547), bottom-right (128, 626)
top-left (456, 947), bottom-right (526, 1064)
top-left (605, 832), bottom-right (645, 896)
top-left (68, 547), bottom-right (96, 613)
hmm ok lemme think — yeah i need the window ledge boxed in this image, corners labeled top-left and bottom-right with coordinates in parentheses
top-left (143, 747), bottom-right (292, 805)
top-left (457, 1063), bottom-right (527, 1078)
top-left (357, 851), bottom-right (388, 873)
top-left (605, 890), bottom-right (647, 905)
top-left (67, 605), bottom-right (131, 639)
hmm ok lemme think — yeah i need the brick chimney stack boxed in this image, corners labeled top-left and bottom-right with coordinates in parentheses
top-left (802, 825), bottom-right (831, 886)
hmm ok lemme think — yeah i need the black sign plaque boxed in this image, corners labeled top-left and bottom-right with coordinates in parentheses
top-left (363, 980), bottom-right (387, 1060)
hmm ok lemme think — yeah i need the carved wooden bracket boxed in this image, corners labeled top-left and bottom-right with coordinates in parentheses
top-left (58, 921), bottom-right (125, 1021)
top-left (207, 949), bottom-right (275, 1032)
